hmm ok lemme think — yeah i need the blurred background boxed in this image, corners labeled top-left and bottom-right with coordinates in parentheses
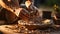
top-left (34, 0), bottom-right (60, 7)
top-left (20, 0), bottom-right (60, 8)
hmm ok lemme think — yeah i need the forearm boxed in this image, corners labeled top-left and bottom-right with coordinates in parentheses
top-left (0, 0), bottom-right (20, 12)
top-left (0, 0), bottom-right (13, 12)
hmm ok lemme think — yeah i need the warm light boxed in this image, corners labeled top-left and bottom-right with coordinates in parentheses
top-left (8, 0), bottom-right (11, 2)
top-left (25, 1), bottom-right (32, 8)
top-left (42, 19), bottom-right (51, 24)
top-left (54, 4), bottom-right (58, 10)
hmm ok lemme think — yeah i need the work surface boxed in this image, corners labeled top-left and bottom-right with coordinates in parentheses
top-left (0, 20), bottom-right (60, 34)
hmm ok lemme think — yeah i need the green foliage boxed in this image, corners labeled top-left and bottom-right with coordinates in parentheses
top-left (43, 0), bottom-right (60, 6)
